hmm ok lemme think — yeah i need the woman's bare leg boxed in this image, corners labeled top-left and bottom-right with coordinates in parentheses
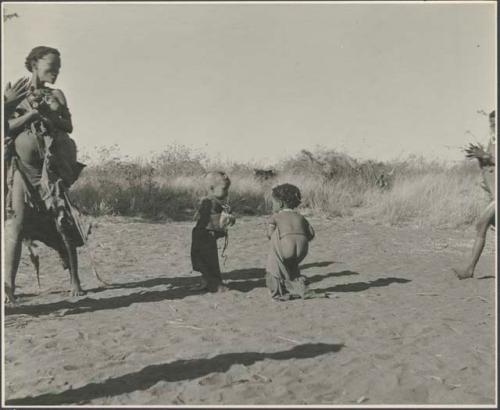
top-left (4, 172), bottom-right (26, 302)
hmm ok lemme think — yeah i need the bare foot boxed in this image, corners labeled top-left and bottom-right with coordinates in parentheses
top-left (215, 285), bottom-right (230, 293)
top-left (273, 294), bottom-right (291, 302)
top-left (453, 268), bottom-right (474, 280)
top-left (71, 286), bottom-right (86, 297)
top-left (5, 287), bottom-right (17, 304)
top-left (5, 295), bottom-right (17, 305)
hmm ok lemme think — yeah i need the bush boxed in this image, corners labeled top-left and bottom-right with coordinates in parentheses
top-left (71, 145), bottom-right (489, 227)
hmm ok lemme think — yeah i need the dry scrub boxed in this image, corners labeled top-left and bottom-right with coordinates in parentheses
top-left (71, 145), bottom-right (489, 228)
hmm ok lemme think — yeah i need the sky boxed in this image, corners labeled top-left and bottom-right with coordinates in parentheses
top-left (2, 2), bottom-right (497, 165)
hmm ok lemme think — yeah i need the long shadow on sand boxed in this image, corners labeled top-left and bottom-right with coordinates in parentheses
top-left (5, 269), bottom-right (356, 317)
top-left (6, 342), bottom-right (344, 405)
top-left (226, 269), bottom-right (358, 293)
top-left (300, 261), bottom-right (337, 270)
top-left (5, 283), bottom-right (201, 318)
top-left (82, 261), bottom-right (337, 293)
top-left (313, 277), bottom-right (411, 294)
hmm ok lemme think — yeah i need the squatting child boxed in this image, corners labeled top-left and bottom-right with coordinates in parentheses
top-left (266, 183), bottom-right (315, 301)
top-left (191, 171), bottom-right (235, 293)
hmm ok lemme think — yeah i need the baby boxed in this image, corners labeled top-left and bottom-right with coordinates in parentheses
top-left (191, 171), bottom-right (235, 293)
top-left (266, 183), bottom-right (315, 301)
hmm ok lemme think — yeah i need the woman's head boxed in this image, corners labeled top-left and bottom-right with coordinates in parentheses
top-left (271, 183), bottom-right (302, 210)
top-left (205, 171), bottom-right (231, 200)
top-left (25, 46), bottom-right (61, 84)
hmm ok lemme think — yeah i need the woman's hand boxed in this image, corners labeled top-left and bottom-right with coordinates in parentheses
top-left (39, 112), bottom-right (56, 129)
top-left (4, 77), bottom-right (30, 108)
top-left (27, 108), bottom-right (41, 120)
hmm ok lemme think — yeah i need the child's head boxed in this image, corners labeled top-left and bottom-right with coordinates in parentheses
top-left (271, 183), bottom-right (302, 211)
top-left (205, 171), bottom-right (231, 200)
top-left (40, 94), bottom-right (61, 112)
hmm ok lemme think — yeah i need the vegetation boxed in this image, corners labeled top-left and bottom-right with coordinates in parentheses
top-left (70, 144), bottom-right (489, 228)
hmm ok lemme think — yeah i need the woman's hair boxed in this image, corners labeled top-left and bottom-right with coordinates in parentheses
top-left (272, 183), bottom-right (302, 209)
top-left (25, 46), bottom-right (60, 72)
top-left (205, 171), bottom-right (231, 189)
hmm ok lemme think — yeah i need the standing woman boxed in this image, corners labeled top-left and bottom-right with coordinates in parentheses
top-left (5, 46), bottom-right (87, 302)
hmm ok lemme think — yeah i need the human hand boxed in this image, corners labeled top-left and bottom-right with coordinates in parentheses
top-left (228, 215), bottom-right (236, 226)
top-left (40, 112), bottom-right (56, 128)
top-left (27, 108), bottom-right (41, 120)
top-left (4, 77), bottom-right (30, 108)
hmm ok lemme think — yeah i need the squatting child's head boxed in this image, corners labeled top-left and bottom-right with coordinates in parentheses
top-left (205, 171), bottom-right (231, 200)
top-left (271, 183), bottom-right (302, 211)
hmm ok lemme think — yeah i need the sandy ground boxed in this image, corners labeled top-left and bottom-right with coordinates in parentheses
top-left (3, 215), bottom-right (496, 406)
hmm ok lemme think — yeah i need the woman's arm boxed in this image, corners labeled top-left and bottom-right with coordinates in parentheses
top-left (8, 109), bottom-right (39, 133)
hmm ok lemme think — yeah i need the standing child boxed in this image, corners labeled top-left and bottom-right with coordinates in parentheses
top-left (191, 171), bottom-right (235, 292)
top-left (266, 183), bottom-right (315, 301)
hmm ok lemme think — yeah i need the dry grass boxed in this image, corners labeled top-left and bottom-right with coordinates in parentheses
top-left (71, 145), bottom-right (491, 227)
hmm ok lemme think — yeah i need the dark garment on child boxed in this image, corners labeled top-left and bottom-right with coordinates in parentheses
top-left (191, 228), bottom-right (222, 291)
top-left (191, 196), bottom-right (226, 291)
top-left (265, 226), bottom-right (308, 300)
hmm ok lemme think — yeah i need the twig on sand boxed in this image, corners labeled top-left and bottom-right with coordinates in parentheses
top-left (173, 324), bottom-right (203, 330)
top-left (252, 374), bottom-right (271, 383)
top-left (447, 383), bottom-right (462, 389)
top-left (165, 319), bottom-right (202, 330)
top-left (277, 336), bottom-right (301, 344)
top-left (443, 323), bottom-right (461, 335)
top-left (464, 295), bottom-right (489, 303)
top-left (426, 375), bottom-right (444, 383)
top-left (175, 393), bottom-right (185, 404)
top-left (183, 325), bottom-right (203, 330)
top-left (416, 293), bottom-right (439, 296)
top-left (473, 345), bottom-right (489, 355)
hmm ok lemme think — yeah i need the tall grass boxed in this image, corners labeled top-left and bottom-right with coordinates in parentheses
top-left (71, 144), bottom-right (491, 227)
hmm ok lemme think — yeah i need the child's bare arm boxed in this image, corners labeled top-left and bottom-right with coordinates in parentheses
top-left (306, 219), bottom-right (315, 241)
top-left (266, 215), bottom-right (277, 239)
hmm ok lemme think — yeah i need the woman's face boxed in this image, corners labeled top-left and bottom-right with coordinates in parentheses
top-left (33, 53), bottom-right (61, 84)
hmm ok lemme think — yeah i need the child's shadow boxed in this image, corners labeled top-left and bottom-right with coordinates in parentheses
top-left (224, 268), bottom-right (358, 293)
top-left (313, 277), bottom-right (411, 295)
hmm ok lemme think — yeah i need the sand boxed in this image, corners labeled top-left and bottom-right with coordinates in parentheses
top-left (4, 215), bottom-right (496, 405)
